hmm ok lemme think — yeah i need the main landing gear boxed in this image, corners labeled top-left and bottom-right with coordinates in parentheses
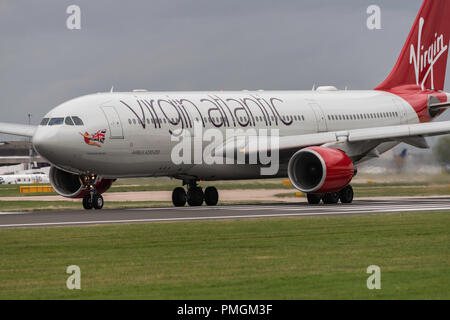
top-left (306, 185), bottom-right (354, 205)
top-left (81, 174), bottom-right (104, 210)
top-left (172, 181), bottom-right (219, 207)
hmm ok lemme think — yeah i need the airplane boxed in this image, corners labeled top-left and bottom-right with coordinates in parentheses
top-left (1, 0), bottom-right (450, 210)
top-left (0, 173), bottom-right (49, 185)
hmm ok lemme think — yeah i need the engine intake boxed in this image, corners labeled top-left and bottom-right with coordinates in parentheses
top-left (288, 147), bottom-right (354, 194)
top-left (49, 166), bottom-right (114, 198)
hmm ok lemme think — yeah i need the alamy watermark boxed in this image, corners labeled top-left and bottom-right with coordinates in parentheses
top-left (366, 265), bottom-right (381, 290)
top-left (66, 265), bottom-right (81, 290)
top-left (367, 5), bottom-right (381, 30)
top-left (170, 124), bottom-right (280, 176)
top-left (66, 5), bottom-right (81, 30)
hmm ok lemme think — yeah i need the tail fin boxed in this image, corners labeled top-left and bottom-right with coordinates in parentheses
top-left (376, 0), bottom-right (450, 91)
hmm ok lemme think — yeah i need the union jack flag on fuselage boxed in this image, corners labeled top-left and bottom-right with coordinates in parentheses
top-left (80, 129), bottom-right (107, 147)
top-left (90, 129), bottom-right (106, 143)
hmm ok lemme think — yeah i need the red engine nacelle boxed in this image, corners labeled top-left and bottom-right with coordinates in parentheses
top-left (287, 147), bottom-right (354, 194)
top-left (49, 166), bottom-right (114, 198)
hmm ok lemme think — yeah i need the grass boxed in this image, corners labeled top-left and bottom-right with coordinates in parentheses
top-left (0, 201), bottom-right (171, 211)
top-left (0, 180), bottom-right (293, 197)
top-left (0, 200), bottom-right (274, 212)
top-left (0, 211), bottom-right (449, 299)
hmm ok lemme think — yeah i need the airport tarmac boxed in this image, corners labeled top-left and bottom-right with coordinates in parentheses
top-left (0, 197), bottom-right (449, 228)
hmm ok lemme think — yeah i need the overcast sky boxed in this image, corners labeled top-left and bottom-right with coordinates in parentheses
top-left (1, 0), bottom-right (448, 141)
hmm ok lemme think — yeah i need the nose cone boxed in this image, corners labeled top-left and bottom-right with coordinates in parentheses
top-left (32, 128), bottom-right (63, 164)
top-left (33, 126), bottom-right (83, 173)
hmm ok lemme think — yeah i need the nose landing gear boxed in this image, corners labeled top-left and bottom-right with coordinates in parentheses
top-left (82, 194), bottom-right (104, 210)
top-left (171, 181), bottom-right (219, 207)
top-left (81, 174), bottom-right (104, 210)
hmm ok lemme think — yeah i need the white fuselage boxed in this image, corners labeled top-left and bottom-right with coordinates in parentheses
top-left (32, 89), bottom-right (420, 180)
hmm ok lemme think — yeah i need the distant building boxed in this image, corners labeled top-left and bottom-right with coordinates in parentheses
top-left (0, 141), bottom-right (48, 168)
top-left (0, 141), bottom-right (32, 156)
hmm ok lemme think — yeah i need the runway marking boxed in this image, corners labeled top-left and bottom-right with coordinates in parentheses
top-left (131, 203), bottom-right (450, 212)
top-left (0, 206), bottom-right (449, 228)
top-left (0, 212), bottom-right (27, 215)
top-left (1, 203), bottom-right (449, 217)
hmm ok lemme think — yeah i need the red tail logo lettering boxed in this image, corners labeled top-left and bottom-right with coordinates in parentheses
top-left (409, 18), bottom-right (448, 90)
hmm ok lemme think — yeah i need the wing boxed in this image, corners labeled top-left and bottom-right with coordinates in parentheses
top-left (233, 120), bottom-right (450, 162)
top-left (0, 122), bottom-right (37, 137)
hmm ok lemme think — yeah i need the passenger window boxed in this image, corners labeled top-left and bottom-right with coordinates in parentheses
top-left (40, 118), bottom-right (49, 126)
top-left (72, 116), bottom-right (84, 126)
top-left (48, 118), bottom-right (64, 126)
top-left (65, 117), bottom-right (74, 126)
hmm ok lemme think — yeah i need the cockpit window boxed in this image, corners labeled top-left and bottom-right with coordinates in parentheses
top-left (65, 117), bottom-right (74, 126)
top-left (48, 118), bottom-right (64, 126)
top-left (72, 116), bottom-right (84, 126)
top-left (40, 118), bottom-right (49, 126)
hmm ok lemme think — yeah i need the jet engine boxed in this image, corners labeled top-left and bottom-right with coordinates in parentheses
top-left (49, 166), bottom-right (114, 198)
top-left (287, 147), bottom-right (354, 194)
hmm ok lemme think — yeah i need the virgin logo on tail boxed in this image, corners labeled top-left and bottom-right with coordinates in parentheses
top-left (410, 17), bottom-right (448, 90)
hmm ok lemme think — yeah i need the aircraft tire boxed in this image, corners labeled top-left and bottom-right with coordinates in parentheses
top-left (82, 194), bottom-right (94, 210)
top-left (323, 192), bottom-right (340, 204)
top-left (187, 187), bottom-right (203, 206)
top-left (204, 186), bottom-right (219, 206)
top-left (307, 193), bottom-right (322, 205)
top-left (172, 187), bottom-right (187, 207)
top-left (93, 194), bottom-right (104, 210)
top-left (339, 185), bottom-right (354, 204)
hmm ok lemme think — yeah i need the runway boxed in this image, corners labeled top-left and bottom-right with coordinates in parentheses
top-left (0, 197), bottom-right (449, 228)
